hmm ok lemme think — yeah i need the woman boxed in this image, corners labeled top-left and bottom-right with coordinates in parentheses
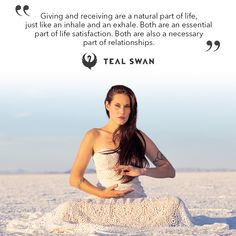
top-left (7, 85), bottom-right (193, 234)
top-left (70, 85), bottom-right (176, 198)
top-left (66, 85), bottom-right (193, 228)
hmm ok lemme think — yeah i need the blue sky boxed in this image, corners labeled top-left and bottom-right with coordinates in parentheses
top-left (0, 78), bottom-right (235, 171)
top-left (0, 0), bottom-right (235, 171)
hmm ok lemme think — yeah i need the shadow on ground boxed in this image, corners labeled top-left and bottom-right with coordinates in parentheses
top-left (193, 216), bottom-right (236, 229)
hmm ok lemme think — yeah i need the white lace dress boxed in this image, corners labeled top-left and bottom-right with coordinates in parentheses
top-left (7, 150), bottom-right (193, 234)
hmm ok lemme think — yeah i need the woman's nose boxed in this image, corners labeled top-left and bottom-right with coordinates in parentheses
top-left (120, 107), bottom-right (125, 114)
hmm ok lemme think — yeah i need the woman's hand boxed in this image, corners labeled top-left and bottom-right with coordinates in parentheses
top-left (114, 165), bottom-right (144, 177)
top-left (99, 184), bottom-right (134, 198)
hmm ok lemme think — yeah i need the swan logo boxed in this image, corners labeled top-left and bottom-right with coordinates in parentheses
top-left (82, 53), bottom-right (97, 70)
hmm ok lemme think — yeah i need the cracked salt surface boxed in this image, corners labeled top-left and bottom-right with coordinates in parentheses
top-left (1, 172), bottom-right (236, 235)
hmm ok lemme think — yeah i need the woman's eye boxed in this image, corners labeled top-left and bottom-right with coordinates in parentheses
top-left (115, 104), bottom-right (120, 107)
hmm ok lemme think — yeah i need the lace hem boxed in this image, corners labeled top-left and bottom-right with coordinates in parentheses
top-left (58, 196), bottom-right (193, 227)
top-left (6, 196), bottom-right (193, 234)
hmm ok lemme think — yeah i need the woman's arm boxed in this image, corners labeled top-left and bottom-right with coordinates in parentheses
top-left (69, 129), bottom-right (133, 198)
top-left (69, 129), bottom-right (103, 197)
top-left (141, 131), bottom-right (176, 178)
top-left (115, 131), bottom-right (176, 178)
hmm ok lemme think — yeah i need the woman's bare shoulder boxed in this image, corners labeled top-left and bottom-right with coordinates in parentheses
top-left (80, 129), bottom-right (101, 151)
top-left (136, 129), bottom-right (155, 146)
top-left (136, 129), bottom-right (147, 139)
top-left (84, 128), bottom-right (100, 138)
top-left (137, 130), bottom-right (151, 139)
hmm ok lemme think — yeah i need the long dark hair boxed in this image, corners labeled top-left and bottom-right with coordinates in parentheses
top-left (104, 85), bottom-right (150, 183)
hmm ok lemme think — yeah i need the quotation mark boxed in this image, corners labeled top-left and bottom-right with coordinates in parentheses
top-left (82, 53), bottom-right (97, 70)
top-left (15, 5), bottom-right (30, 16)
top-left (206, 40), bottom-right (220, 52)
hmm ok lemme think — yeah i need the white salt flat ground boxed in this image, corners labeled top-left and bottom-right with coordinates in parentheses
top-left (1, 172), bottom-right (236, 235)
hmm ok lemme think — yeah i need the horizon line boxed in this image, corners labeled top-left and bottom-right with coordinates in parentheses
top-left (1, 168), bottom-right (236, 175)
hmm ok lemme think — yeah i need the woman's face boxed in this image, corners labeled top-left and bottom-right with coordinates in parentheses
top-left (105, 93), bottom-right (131, 126)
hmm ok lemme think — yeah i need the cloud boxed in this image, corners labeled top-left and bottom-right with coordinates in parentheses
top-left (15, 112), bottom-right (32, 118)
top-left (0, 135), bottom-right (14, 145)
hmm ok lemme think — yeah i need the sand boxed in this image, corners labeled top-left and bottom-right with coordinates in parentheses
top-left (1, 172), bottom-right (236, 235)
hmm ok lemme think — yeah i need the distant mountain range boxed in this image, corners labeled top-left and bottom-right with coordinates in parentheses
top-left (64, 169), bottom-right (96, 174)
top-left (176, 168), bottom-right (236, 172)
top-left (0, 168), bottom-right (96, 174)
top-left (0, 168), bottom-right (235, 174)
